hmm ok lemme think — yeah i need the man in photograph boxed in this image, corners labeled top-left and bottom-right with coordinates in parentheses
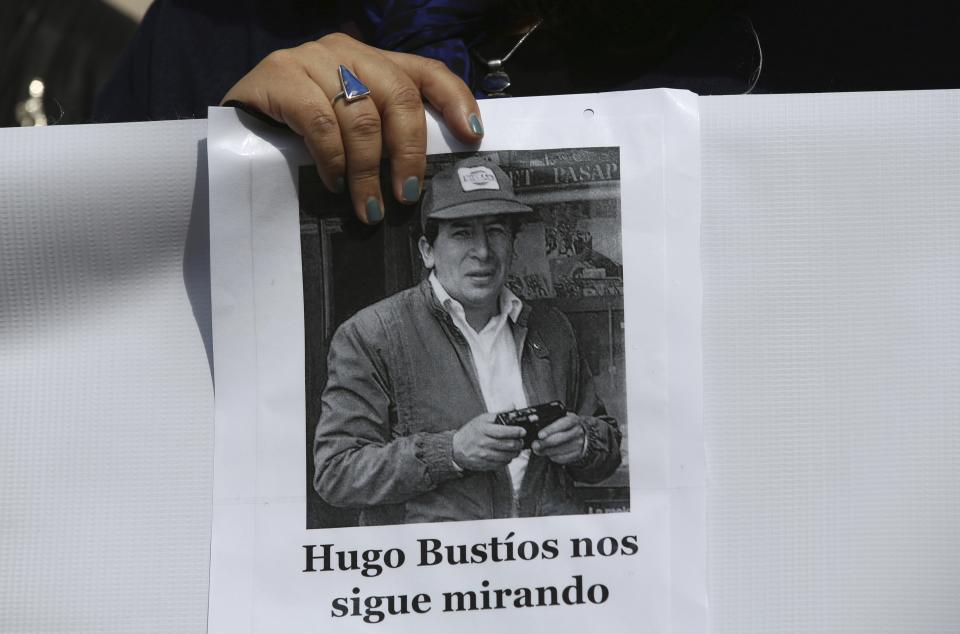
top-left (313, 157), bottom-right (622, 525)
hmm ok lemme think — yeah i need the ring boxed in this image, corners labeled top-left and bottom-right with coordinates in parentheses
top-left (333, 65), bottom-right (371, 104)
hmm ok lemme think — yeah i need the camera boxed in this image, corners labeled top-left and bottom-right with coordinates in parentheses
top-left (495, 401), bottom-right (566, 449)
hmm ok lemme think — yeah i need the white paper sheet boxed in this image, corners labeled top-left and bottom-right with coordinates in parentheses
top-left (702, 90), bottom-right (960, 633)
top-left (206, 90), bottom-right (705, 633)
top-left (0, 120), bottom-right (214, 633)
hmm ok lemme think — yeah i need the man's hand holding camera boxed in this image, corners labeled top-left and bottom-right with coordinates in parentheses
top-left (531, 414), bottom-right (587, 465)
top-left (452, 413), bottom-right (526, 471)
top-left (452, 411), bottom-right (587, 471)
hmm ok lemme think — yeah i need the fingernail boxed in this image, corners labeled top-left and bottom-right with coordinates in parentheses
top-left (468, 113), bottom-right (484, 136)
top-left (402, 176), bottom-right (420, 203)
top-left (335, 176), bottom-right (345, 194)
top-left (365, 197), bottom-right (383, 223)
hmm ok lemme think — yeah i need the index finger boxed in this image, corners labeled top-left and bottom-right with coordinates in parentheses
top-left (483, 423), bottom-right (528, 439)
top-left (537, 414), bottom-right (581, 439)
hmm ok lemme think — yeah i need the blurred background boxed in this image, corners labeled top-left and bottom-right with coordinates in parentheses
top-left (1, 0), bottom-right (147, 127)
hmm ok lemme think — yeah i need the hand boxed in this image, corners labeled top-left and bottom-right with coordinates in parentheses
top-left (532, 414), bottom-right (586, 465)
top-left (452, 413), bottom-right (527, 471)
top-left (221, 32), bottom-right (484, 224)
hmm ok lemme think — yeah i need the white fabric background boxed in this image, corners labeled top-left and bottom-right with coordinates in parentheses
top-left (0, 120), bottom-right (214, 633)
top-left (702, 91), bottom-right (960, 633)
top-left (3, 90), bottom-right (959, 633)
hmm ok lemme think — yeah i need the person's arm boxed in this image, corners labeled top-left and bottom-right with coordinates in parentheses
top-left (532, 312), bottom-right (622, 482)
top-left (314, 315), bottom-right (524, 508)
top-left (313, 316), bottom-right (459, 507)
top-left (220, 32), bottom-right (483, 225)
top-left (566, 399), bottom-right (622, 483)
top-left (532, 402), bottom-right (621, 483)
top-left (96, 3), bottom-right (483, 222)
top-left (565, 339), bottom-right (622, 483)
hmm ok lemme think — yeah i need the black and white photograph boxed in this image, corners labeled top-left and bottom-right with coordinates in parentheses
top-left (301, 148), bottom-right (630, 528)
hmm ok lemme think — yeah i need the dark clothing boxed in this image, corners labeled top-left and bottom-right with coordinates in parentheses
top-left (94, 1), bottom-right (340, 122)
top-left (93, 0), bottom-right (960, 125)
top-left (93, 0), bottom-right (758, 122)
top-left (313, 279), bottom-right (621, 525)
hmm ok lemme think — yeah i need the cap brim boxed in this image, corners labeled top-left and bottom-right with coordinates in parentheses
top-left (427, 198), bottom-right (534, 222)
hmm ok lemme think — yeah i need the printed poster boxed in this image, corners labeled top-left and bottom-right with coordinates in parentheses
top-left (207, 90), bottom-right (704, 633)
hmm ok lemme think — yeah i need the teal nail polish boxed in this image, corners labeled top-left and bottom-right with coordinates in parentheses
top-left (468, 113), bottom-right (484, 136)
top-left (366, 197), bottom-right (383, 223)
top-left (402, 177), bottom-right (420, 203)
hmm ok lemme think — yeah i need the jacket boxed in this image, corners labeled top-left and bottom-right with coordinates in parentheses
top-left (313, 278), bottom-right (622, 525)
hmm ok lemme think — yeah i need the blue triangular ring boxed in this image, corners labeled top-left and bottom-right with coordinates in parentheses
top-left (338, 65), bottom-right (371, 102)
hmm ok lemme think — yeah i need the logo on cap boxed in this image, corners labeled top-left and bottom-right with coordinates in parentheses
top-left (457, 166), bottom-right (501, 192)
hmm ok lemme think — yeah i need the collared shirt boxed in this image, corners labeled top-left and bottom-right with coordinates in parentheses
top-left (429, 272), bottom-right (530, 497)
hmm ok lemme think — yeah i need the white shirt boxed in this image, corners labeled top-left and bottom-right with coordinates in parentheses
top-left (429, 273), bottom-right (530, 498)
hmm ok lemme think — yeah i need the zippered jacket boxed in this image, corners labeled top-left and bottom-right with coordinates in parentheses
top-left (314, 279), bottom-right (622, 525)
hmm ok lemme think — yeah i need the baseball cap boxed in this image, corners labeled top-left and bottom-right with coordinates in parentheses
top-left (420, 157), bottom-right (533, 229)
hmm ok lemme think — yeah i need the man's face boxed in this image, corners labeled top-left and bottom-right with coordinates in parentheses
top-left (419, 215), bottom-right (515, 313)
